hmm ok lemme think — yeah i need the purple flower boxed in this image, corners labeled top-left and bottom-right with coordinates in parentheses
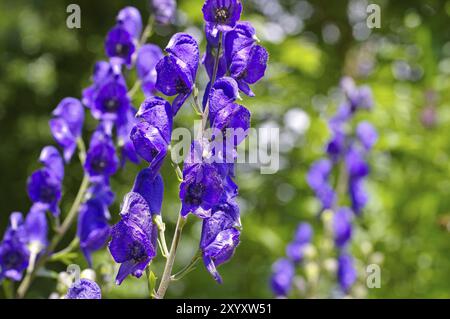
top-left (337, 253), bottom-right (357, 293)
top-left (131, 122), bottom-right (168, 172)
top-left (136, 44), bottom-right (164, 96)
top-left (109, 193), bottom-right (157, 285)
top-left (286, 223), bottom-right (313, 263)
top-left (105, 26), bottom-right (136, 67)
top-left (306, 159), bottom-right (336, 209)
top-left (356, 121), bottom-right (377, 151)
top-left (180, 162), bottom-right (225, 218)
top-left (0, 213), bottom-right (30, 281)
top-left (39, 146), bottom-right (64, 181)
top-left (207, 77), bottom-right (240, 122)
top-left (228, 44), bottom-right (268, 96)
top-left (200, 201), bottom-right (240, 283)
top-left (82, 61), bottom-right (122, 109)
top-left (326, 127), bottom-right (346, 161)
top-left (92, 76), bottom-right (131, 122)
top-left (349, 177), bottom-right (368, 214)
top-left (49, 97), bottom-right (84, 162)
top-left (27, 146), bottom-right (64, 216)
top-left (270, 258), bottom-right (294, 297)
top-left (131, 169), bottom-right (164, 215)
top-left (131, 97), bottom-right (172, 172)
top-left (340, 77), bottom-right (373, 112)
top-left (333, 207), bottom-right (352, 248)
top-left (116, 7), bottom-right (142, 40)
top-left (135, 96), bottom-right (173, 144)
top-left (156, 33), bottom-right (199, 114)
top-left (202, 0), bottom-right (242, 32)
top-left (84, 126), bottom-right (119, 182)
top-left (108, 170), bottom-right (163, 284)
top-left (65, 278), bottom-right (102, 299)
top-left (150, 0), bottom-right (177, 25)
top-left (345, 146), bottom-right (369, 179)
top-left (77, 182), bottom-right (114, 266)
top-left (25, 204), bottom-right (48, 253)
top-left (224, 21), bottom-right (257, 64)
top-left (212, 102), bottom-right (251, 147)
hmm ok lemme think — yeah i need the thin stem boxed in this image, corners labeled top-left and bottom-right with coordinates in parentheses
top-left (127, 80), bottom-right (142, 98)
top-left (202, 31), bottom-right (223, 132)
top-left (171, 249), bottom-right (201, 281)
top-left (16, 174), bottom-right (90, 298)
top-left (153, 215), bottom-right (170, 258)
top-left (139, 15), bottom-right (154, 46)
top-left (155, 214), bottom-right (187, 299)
top-left (49, 237), bottom-right (80, 262)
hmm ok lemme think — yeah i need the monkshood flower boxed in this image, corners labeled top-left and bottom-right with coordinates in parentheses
top-left (105, 26), bottom-right (136, 67)
top-left (286, 223), bottom-right (313, 263)
top-left (150, 0), bottom-right (177, 25)
top-left (180, 161), bottom-right (225, 218)
top-left (65, 278), bottom-right (102, 299)
top-left (116, 7), bottom-right (142, 40)
top-left (337, 253), bottom-right (357, 293)
top-left (356, 121), bottom-right (377, 151)
top-left (49, 97), bottom-right (85, 162)
top-left (326, 126), bottom-right (346, 162)
top-left (109, 170), bottom-right (163, 284)
top-left (202, 0), bottom-right (242, 32)
top-left (156, 33), bottom-right (199, 114)
top-left (82, 61), bottom-right (122, 110)
top-left (25, 204), bottom-right (48, 256)
top-left (270, 258), bottom-right (295, 297)
top-left (224, 22), bottom-right (257, 64)
top-left (207, 76), bottom-right (240, 123)
top-left (78, 182), bottom-right (114, 266)
top-left (27, 146), bottom-right (64, 216)
top-left (84, 126), bottom-right (119, 182)
top-left (306, 159), bottom-right (336, 209)
top-left (345, 146), bottom-right (369, 179)
top-left (131, 96), bottom-right (173, 174)
top-left (0, 213), bottom-right (29, 281)
top-left (228, 43), bottom-right (268, 97)
top-left (200, 202), bottom-right (241, 283)
top-left (349, 177), bottom-right (368, 214)
top-left (333, 208), bottom-right (353, 248)
top-left (136, 44), bottom-right (164, 96)
top-left (92, 74), bottom-right (131, 122)
top-left (340, 77), bottom-right (373, 112)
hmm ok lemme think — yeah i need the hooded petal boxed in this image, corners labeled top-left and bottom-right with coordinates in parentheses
top-left (132, 170), bottom-right (164, 215)
top-left (165, 33), bottom-right (200, 79)
top-left (116, 7), bottom-right (142, 40)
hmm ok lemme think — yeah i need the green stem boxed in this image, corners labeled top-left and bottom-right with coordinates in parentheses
top-left (139, 15), bottom-right (154, 46)
top-left (171, 249), bottom-right (201, 281)
top-left (153, 215), bottom-right (170, 257)
top-left (49, 237), bottom-right (80, 262)
top-left (155, 214), bottom-right (187, 299)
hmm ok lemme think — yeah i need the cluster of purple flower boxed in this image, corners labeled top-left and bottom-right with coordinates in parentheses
top-left (270, 223), bottom-right (313, 296)
top-left (270, 77), bottom-right (377, 297)
top-left (0, 2), bottom-right (177, 299)
top-left (0, 0), bottom-right (268, 299)
top-left (317, 77), bottom-right (376, 293)
top-left (108, 0), bottom-right (268, 287)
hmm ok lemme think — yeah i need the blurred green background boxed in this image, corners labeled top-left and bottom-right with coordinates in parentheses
top-left (0, 0), bottom-right (449, 298)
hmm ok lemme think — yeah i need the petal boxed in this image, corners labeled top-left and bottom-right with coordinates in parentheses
top-left (165, 33), bottom-right (200, 79)
top-left (132, 170), bottom-right (164, 215)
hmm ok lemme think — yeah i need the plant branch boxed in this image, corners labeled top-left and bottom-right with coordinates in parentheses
top-left (155, 214), bottom-right (187, 299)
